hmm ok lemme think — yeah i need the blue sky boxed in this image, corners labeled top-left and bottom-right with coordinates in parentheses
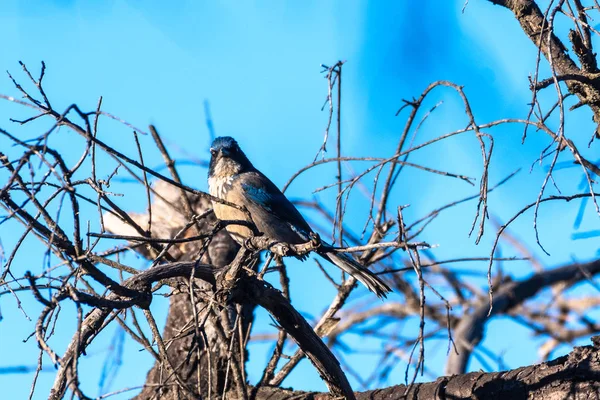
top-left (1, 1), bottom-right (599, 399)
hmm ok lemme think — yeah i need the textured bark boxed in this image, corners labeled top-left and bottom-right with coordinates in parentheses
top-left (250, 339), bottom-right (600, 399)
top-left (104, 181), bottom-right (247, 400)
top-left (489, 0), bottom-right (600, 129)
top-left (447, 258), bottom-right (600, 375)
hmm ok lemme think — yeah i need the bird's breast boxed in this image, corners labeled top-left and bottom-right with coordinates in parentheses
top-left (208, 174), bottom-right (253, 244)
top-left (208, 175), bottom-right (234, 199)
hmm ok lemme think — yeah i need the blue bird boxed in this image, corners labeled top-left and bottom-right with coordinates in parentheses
top-left (208, 136), bottom-right (391, 298)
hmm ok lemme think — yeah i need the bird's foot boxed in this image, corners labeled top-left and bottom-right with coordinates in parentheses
top-left (309, 232), bottom-right (322, 249)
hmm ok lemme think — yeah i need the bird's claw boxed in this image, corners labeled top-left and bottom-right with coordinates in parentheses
top-left (309, 232), bottom-right (322, 250)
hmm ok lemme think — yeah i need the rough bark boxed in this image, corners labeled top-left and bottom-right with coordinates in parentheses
top-left (447, 258), bottom-right (600, 375)
top-left (105, 181), bottom-right (247, 399)
top-left (488, 0), bottom-right (600, 131)
top-left (250, 338), bottom-right (600, 399)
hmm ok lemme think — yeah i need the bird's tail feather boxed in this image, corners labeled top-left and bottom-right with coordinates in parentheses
top-left (321, 251), bottom-right (391, 298)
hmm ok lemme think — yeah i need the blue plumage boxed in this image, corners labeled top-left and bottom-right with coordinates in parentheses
top-left (241, 184), bottom-right (273, 211)
top-left (211, 136), bottom-right (237, 152)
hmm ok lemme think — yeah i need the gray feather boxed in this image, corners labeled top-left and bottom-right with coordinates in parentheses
top-left (319, 251), bottom-right (391, 298)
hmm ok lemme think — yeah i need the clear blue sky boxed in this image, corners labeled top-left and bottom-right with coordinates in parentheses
top-left (1, 1), bottom-right (598, 399)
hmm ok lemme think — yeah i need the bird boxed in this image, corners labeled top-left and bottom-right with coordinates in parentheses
top-left (207, 136), bottom-right (391, 298)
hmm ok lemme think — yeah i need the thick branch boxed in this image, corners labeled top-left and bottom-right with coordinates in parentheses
top-left (446, 258), bottom-right (600, 375)
top-left (234, 273), bottom-right (355, 399)
top-left (251, 337), bottom-right (600, 399)
top-left (489, 0), bottom-right (600, 126)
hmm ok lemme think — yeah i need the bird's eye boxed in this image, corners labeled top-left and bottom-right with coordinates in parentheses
top-left (210, 148), bottom-right (217, 155)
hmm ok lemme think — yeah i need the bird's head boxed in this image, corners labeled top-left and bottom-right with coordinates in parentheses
top-left (208, 136), bottom-right (254, 177)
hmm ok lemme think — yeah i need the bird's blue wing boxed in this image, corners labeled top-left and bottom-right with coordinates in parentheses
top-left (242, 184), bottom-right (276, 213)
top-left (240, 172), bottom-right (313, 240)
